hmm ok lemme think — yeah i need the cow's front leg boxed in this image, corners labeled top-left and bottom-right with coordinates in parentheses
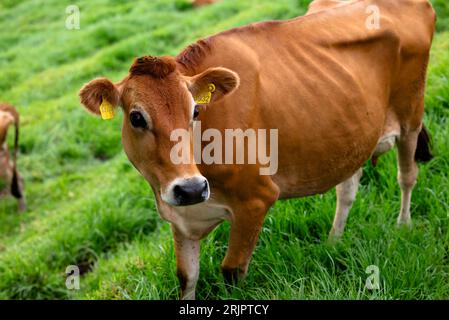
top-left (172, 225), bottom-right (200, 300)
top-left (221, 199), bottom-right (273, 284)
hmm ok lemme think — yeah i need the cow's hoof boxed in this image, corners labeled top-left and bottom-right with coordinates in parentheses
top-left (181, 290), bottom-right (196, 300)
top-left (221, 266), bottom-right (246, 286)
top-left (327, 231), bottom-right (342, 245)
top-left (397, 218), bottom-right (412, 229)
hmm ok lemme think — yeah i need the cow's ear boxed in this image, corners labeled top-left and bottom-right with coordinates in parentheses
top-left (79, 77), bottom-right (120, 116)
top-left (187, 67), bottom-right (240, 104)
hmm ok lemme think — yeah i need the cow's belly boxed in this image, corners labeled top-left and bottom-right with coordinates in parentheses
top-left (274, 140), bottom-right (376, 198)
top-left (272, 106), bottom-right (383, 199)
top-left (256, 58), bottom-right (390, 197)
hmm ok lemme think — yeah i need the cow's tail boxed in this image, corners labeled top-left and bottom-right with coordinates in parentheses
top-left (11, 116), bottom-right (22, 199)
top-left (415, 124), bottom-right (433, 163)
top-left (0, 104), bottom-right (22, 198)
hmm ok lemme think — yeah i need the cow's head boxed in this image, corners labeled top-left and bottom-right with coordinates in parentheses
top-left (79, 56), bottom-right (239, 206)
top-left (0, 109), bottom-right (15, 144)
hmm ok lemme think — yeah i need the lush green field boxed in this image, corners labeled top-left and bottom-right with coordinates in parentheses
top-left (0, 0), bottom-right (448, 300)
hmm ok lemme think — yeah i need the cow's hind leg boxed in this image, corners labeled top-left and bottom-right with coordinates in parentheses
top-left (397, 131), bottom-right (419, 226)
top-left (329, 168), bottom-right (363, 240)
top-left (396, 125), bottom-right (432, 226)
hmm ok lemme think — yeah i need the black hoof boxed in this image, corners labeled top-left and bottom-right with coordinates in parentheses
top-left (221, 267), bottom-right (245, 286)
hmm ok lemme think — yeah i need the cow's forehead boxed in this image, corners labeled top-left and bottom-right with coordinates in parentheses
top-left (121, 74), bottom-right (190, 112)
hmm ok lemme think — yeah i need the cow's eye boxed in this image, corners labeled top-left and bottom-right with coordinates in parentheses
top-left (130, 111), bottom-right (147, 129)
top-left (193, 105), bottom-right (200, 120)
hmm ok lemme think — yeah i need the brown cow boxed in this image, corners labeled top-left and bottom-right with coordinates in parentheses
top-left (192, 0), bottom-right (216, 7)
top-left (79, 0), bottom-right (436, 299)
top-left (0, 103), bottom-right (26, 212)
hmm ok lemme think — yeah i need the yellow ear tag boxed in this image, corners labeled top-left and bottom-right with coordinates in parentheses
top-left (99, 98), bottom-right (115, 120)
top-left (194, 83), bottom-right (216, 105)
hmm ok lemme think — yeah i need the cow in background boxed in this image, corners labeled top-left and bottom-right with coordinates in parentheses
top-left (192, 0), bottom-right (216, 7)
top-left (0, 103), bottom-right (26, 212)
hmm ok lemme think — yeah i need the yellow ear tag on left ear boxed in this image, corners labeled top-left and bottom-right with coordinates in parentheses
top-left (99, 98), bottom-right (115, 120)
top-left (194, 83), bottom-right (216, 105)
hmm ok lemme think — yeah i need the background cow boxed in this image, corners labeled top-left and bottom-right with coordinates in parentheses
top-left (0, 103), bottom-right (26, 212)
top-left (192, 0), bottom-right (216, 7)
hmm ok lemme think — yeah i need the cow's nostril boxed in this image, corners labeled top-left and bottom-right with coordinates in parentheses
top-left (173, 184), bottom-right (188, 199)
top-left (202, 180), bottom-right (209, 197)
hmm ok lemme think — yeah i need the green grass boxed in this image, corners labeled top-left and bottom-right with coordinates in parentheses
top-left (0, 0), bottom-right (448, 300)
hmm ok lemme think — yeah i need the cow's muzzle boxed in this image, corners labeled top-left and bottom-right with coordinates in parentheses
top-left (162, 176), bottom-right (210, 206)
